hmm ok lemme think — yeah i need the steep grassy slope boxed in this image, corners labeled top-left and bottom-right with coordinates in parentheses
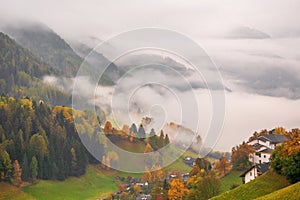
top-left (256, 181), bottom-right (300, 200)
top-left (211, 170), bottom-right (290, 200)
top-left (219, 170), bottom-right (242, 193)
top-left (1, 165), bottom-right (142, 200)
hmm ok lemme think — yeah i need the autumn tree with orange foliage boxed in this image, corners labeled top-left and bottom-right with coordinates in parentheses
top-left (168, 178), bottom-right (188, 200)
top-left (231, 143), bottom-right (254, 170)
top-left (122, 124), bottom-right (130, 136)
top-left (142, 165), bottom-right (164, 184)
top-left (143, 165), bottom-right (166, 200)
top-left (274, 126), bottom-right (287, 135)
top-left (248, 129), bottom-right (268, 142)
top-left (190, 157), bottom-right (211, 177)
top-left (103, 121), bottom-right (113, 134)
top-left (11, 160), bottom-right (22, 187)
top-left (219, 156), bottom-right (230, 176)
top-left (248, 127), bottom-right (287, 142)
top-left (134, 184), bottom-right (141, 196)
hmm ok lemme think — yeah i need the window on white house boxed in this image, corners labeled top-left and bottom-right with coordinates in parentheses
top-left (250, 172), bottom-right (252, 176)
top-left (264, 155), bottom-right (266, 158)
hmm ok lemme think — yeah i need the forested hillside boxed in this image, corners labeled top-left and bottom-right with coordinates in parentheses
top-left (2, 22), bottom-right (117, 85)
top-left (0, 32), bottom-right (71, 105)
top-left (0, 96), bottom-right (103, 182)
top-left (2, 22), bottom-right (82, 77)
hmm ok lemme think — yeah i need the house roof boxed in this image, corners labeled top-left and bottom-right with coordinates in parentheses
top-left (259, 148), bottom-right (273, 154)
top-left (252, 143), bottom-right (265, 150)
top-left (258, 137), bottom-right (268, 143)
top-left (259, 134), bottom-right (286, 144)
top-left (240, 166), bottom-right (255, 177)
top-left (257, 162), bottom-right (271, 173)
top-left (240, 162), bottom-right (271, 177)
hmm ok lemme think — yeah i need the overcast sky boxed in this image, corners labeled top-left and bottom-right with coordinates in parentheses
top-left (1, 0), bottom-right (300, 151)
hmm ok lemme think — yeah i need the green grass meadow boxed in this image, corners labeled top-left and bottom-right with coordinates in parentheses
top-left (211, 170), bottom-right (290, 200)
top-left (256, 181), bottom-right (300, 200)
top-left (22, 165), bottom-right (118, 200)
top-left (219, 170), bottom-right (242, 193)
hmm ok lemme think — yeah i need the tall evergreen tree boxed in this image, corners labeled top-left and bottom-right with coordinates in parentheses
top-left (164, 134), bottom-right (170, 145)
top-left (158, 130), bottom-right (165, 148)
top-left (138, 124), bottom-right (146, 139)
top-left (15, 129), bottom-right (25, 161)
top-left (130, 123), bottom-right (137, 136)
top-left (21, 153), bottom-right (29, 181)
top-left (0, 150), bottom-right (12, 181)
top-left (70, 147), bottom-right (78, 176)
top-left (150, 128), bottom-right (156, 137)
top-left (30, 156), bottom-right (38, 182)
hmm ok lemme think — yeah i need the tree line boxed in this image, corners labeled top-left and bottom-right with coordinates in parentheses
top-left (103, 120), bottom-right (170, 151)
top-left (0, 96), bottom-right (102, 185)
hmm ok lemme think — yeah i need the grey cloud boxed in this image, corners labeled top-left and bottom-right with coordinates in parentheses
top-left (204, 38), bottom-right (300, 100)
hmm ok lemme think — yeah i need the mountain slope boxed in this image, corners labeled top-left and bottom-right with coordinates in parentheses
top-left (2, 21), bottom-right (82, 77)
top-left (2, 21), bottom-right (118, 86)
top-left (68, 40), bottom-right (122, 84)
top-left (0, 32), bottom-right (70, 105)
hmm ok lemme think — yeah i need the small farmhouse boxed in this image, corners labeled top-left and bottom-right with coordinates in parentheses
top-left (240, 130), bottom-right (286, 183)
top-left (240, 162), bottom-right (270, 184)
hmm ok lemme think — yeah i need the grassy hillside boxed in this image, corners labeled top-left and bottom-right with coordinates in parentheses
top-left (0, 182), bottom-right (35, 200)
top-left (220, 170), bottom-right (242, 193)
top-left (256, 181), bottom-right (300, 200)
top-left (22, 165), bottom-right (119, 200)
top-left (164, 150), bottom-right (199, 173)
top-left (211, 170), bottom-right (290, 200)
top-left (1, 165), bottom-right (142, 200)
top-left (109, 136), bottom-right (147, 153)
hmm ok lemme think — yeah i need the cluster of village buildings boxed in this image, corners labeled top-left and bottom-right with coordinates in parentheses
top-left (240, 130), bottom-right (286, 183)
top-left (101, 130), bottom-right (286, 199)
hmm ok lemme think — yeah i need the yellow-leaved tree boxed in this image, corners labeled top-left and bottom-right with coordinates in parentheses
top-left (168, 178), bottom-right (188, 200)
